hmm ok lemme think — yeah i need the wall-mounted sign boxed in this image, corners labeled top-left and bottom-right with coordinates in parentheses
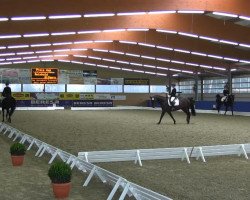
top-left (31, 68), bottom-right (58, 84)
top-left (124, 78), bottom-right (150, 85)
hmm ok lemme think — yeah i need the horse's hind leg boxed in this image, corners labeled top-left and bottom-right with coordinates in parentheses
top-left (157, 111), bottom-right (166, 124)
top-left (182, 108), bottom-right (190, 124)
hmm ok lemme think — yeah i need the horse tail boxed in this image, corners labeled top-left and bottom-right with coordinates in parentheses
top-left (188, 97), bottom-right (196, 116)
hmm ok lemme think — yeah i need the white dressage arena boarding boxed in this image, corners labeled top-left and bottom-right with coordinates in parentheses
top-left (0, 123), bottom-right (172, 200)
top-left (78, 143), bottom-right (249, 165)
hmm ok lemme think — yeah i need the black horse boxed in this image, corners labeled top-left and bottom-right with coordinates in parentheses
top-left (151, 95), bottom-right (196, 124)
top-left (1, 96), bottom-right (16, 123)
top-left (216, 94), bottom-right (234, 115)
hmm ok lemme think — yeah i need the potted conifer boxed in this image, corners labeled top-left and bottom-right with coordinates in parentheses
top-left (48, 161), bottom-right (72, 199)
top-left (10, 142), bottom-right (26, 166)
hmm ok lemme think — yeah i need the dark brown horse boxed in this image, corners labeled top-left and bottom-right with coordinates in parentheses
top-left (216, 94), bottom-right (234, 115)
top-left (1, 96), bottom-right (16, 123)
top-left (151, 95), bottom-right (196, 124)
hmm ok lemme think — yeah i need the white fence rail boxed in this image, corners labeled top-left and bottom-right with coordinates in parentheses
top-left (0, 123), bottom-right (172, 200)
top-left (78, 144), bottom-right (249, 166)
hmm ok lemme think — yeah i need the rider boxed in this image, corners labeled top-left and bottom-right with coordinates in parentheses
top-left (222, 83), bottom-right (229, 102)
top-left (170, 84), bottom-right (177, 108)
top-left (2, 80), bottom-right (12, 99)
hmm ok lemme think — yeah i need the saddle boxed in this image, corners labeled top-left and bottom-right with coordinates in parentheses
top-left (167, 96), bottom-right (180, 107)
top-left (221, 96), bottom-right (228, 102)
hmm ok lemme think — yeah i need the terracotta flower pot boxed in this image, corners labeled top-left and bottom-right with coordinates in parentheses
top-left (52, 182), bottom-right (71, 198)
top-left (11, 155), bottom-right (24, 166)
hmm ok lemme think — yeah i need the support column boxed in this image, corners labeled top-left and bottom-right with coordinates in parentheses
top-left (194, 73), bottom-right (199, 101)
top-left (227, 67), bottom-right (232, 94)
top-left (167, 71), bottom-right (172, 94)
top-left (200, 76), bottom-right (204, 101)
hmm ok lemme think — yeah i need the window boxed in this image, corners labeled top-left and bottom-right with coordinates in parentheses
top-left (23, 84), bottom-right (44, 92)
top-left (10, 84), bottom-right (22, 92)
top-left (150, 85), bottom-right (166, 93)
top-left (45, 84), bottom-right (65, 92)
top-left (67, 84), bottom-right (95, 92)
top-left (124, 85), bottom-right (149, 93)
top-left (96, 85), bottom-right (123, 93)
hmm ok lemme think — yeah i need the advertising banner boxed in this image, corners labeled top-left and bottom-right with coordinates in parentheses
top-left (59, 93), bottom-right (80, 100)
top-left (30, 93), bottom-right (59, 100)
top-left (124, 78), bottom-right (150, 85)
top-left (79, 94), bottom-right (94, 100)
top-left (72, 100), bottom-right (113, 107)
top-left (12, 92), bottom-right (31, 100)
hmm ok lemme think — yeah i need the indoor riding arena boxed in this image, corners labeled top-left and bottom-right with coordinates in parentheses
top-left (0, 1), bottom-right (250, 200)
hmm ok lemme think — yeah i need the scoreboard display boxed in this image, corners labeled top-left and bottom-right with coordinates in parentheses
top-left (31, 68), bottom-right (58, 84)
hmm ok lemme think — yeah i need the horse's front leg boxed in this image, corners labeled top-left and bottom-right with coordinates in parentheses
top-left (167, 111), bottom-right (176, 124)
top-left (157, 111), bottom-right (165, 124)
top-left (224, 106), bottom-right (228, 115)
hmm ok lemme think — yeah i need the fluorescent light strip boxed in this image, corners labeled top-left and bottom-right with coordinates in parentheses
top-left (126, 28), bottom-right (149, 31)
top-left (182, 70), bottom-right (193, 74)
top-left (84, 63), bottom-right (96, 66)
top-left (74, 40), bottom-right (93, 44)
top-left (239, 16), bottom-right (250, 21)
top-left (145, 71), bottom-right (156, 75)
top-left (116, 61), bottom-right (129, 64)
top-left (71, 48), bottom-right (87, 51)
top-left (126, 53), bottom-right (140, 57)
top-left (41, 59), bottom-right (54, 62)
top-left (31, 43), bottom-right (51, 47)
top-left (219, 40), bottom-right (238, 45)
top-left (94, 40), bottom-right (113, 43)
top-left (122, 68), bottom-right (133, 71)
top-left (103, 58), bottom-right (116, 62)
top-left (51, 32), bottom-right (76, 36)
top-left (231, 69), bottom-right (237, 71)
top-left (157, 67), bottom-right (168, 70)
top-left (84, 13), bottom-right (115, 17)
top-left (78, 30), bottom-right (101, 34)
top-left (0, 59), bottom-right (5, 61)
top-left (8, 45), bottom-right (29, 49)
top-left (130, 63), bottom-right (142, 66)
top-left (0, 62), bottom-right (12, 65)
top-left (54, 55), bottom-right (68, 57)
top-left (134, 70), bottom-right (144, 73)
top-left (97, 64), bottom-right (108, 68)
top-left (71, 61), bottom-right (83, 64)
top-left (156, 58), bottom-right (170, 62)
top-left (224, 57), bottom-right (239, 62)
top-left (212, 12), bottom-right (238, 18)
top-left (23, 33), bottom-right (49, 37)
top-left (239, 60), bottom-right (250, 64)
top-left (239, 43), bottom-right (250, 48)
top-left (0, 18), bottom-right (8, 21)
top-left (191, 52), bottom-right (207, 56)
top-left (208, 54), bottom-right (223, 59)
top-left (174, 49), bottom-right (190, 54)
top-left (148, 11), bottom-right (176, 14)
top-left (199, 36), bottom-right (219, 42)
top-left (143, 64), bottom-right (155, 68)
top-left (138, 43), bottom-right (155, 47)
top-left (141, 56), bottom-right (155, 60)
top-left (109, 66), bottom-right (121, 70)
top-left (58, 60), bottom-right (70, 63)
top-left (109, 50), bottom-right (124, 55)
top-left (88, 56), bottom-right (101, 60)
top-left (213, 67), bottom-right (226, 71)
top-left (178, 10), bottom-right (204, 14)
top-left (0, 35), bottom-right (21, 39)
top-left (200, 64), bottom-right (212, 69)
top-left (117, 12), bottom-right (146, 16)
top-left (93, 49), bottom-right (109, 52)
top-left (156, 46), bottom-right (173, 51)
top-left (169, 68), bottom-right (181, 72)
top-left (36, 50), bottom-right (53, 54)
top-left (39, 55), bottom-right (53, 58)
top-left (23, 56), bottom-right (38, 59)
top-left (17, 52), bottom-right (34, 55)
top-left (186, 62), bottom-right (199, 66)
top-left (103, 29), bottom-right (126, 32)
top-left (0, 53), bottom-right (15, 56)
top-left (11, 16), bottom-right (46, 21)
top-left (119, 41), bottom-right (137, 45)
top-left (178, 32), bottom-right (198, 38)
top-left (156, 73), bottom-right (167, 76)
top-left (49, 15), bottom-right (82, 19)
top-left (156, 29), bottom-right (177, 34)
top-left (13, 61), bottom-right (26, 64)
top-left (171, 60), bottom-right (185, 64)
top-left (52, 42), bottom-right (72, 46)
top-left (0, 46), bottom-right (6, 49)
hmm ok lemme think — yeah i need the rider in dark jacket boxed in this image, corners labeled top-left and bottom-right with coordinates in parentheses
top-left (170, 84), bottom-right (177, 107)
top-left (2, 81), bottom-right (12, 98)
